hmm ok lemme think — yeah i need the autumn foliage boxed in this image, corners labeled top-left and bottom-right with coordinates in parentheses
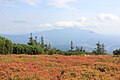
top-left (0, 54), bottom-right (119, 80)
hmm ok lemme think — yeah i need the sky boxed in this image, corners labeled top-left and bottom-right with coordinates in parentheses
top-left (0, 0), bottom-right (120, 35)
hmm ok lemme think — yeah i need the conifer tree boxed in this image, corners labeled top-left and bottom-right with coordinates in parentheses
top-left (76, 46), bottom-right (79, 51)
top-left (93, 42), bottom-right (107, 55)
top-left (34, 36), bottom-right (38, 45)
top-left (41, 36), bottom-right (44, 48)
top-left (28, 33), bottom-right (35, 45)
top-left (101, 43), bottom-right (106, 54)
top-left (96, 41), bottom-right (101, 54)
top-left (70, 41), bottom-right (74, 51)
top-left (48, 43), bottom-right (51, 49)
top-left (80, 47), bottom-right (83, 52)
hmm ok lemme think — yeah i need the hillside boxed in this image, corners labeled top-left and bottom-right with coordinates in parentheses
top-left (0, 54), bottom-right (120, 80)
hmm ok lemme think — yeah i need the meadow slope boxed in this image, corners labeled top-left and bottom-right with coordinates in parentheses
top-left (0, 54), bottom-right (120, 80)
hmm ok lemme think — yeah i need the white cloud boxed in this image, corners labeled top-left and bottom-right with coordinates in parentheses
top-left (0, 0), bottom-right (40, 6)
top-left (0, 0), bottom-right (77, 9)
top-left (22, 0), bottom-right (40, 6)
top-left (47, 0), bottom-right (77, 9)
top-left (0, 13), bottom-right (119, 35)
top-left (39, 13), bottom-right (120, 35)
top-left (97, 13), bottom-right (119, 22)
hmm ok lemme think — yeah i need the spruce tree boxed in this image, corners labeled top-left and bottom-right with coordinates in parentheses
top-left (96, 41), bottom-right (101, 54)
top-left (94, 42), bottom-right (107, 55)
top-left (76, 46), bottom-right (79, 51)
top-left (70, 41), bottom-right (74, 51)
top-left (101, 43), bottom-right (106, 54)
top-left (34, 36), bottom-right (38, 45)
top-left (28, 33), bottom-right (35, 46)
top-left (48, 43), bottom-right (51, 49)
top-left (80, 47), bottom-right (83, 52)
top-left (41, 36), bottom-right (44, 48)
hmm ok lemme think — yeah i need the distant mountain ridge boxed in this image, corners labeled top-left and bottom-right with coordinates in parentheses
top-left (1, 27), bottom-right (120, 53)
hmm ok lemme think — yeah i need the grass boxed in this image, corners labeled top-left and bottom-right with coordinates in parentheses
top-left (0, 54), bottom-right (120, 80)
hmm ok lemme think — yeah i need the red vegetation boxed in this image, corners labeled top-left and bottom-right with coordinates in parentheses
top-left (0, 54), bottom-right (120, 80)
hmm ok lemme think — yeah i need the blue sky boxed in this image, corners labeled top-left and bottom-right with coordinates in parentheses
top-left (0, 0), bottom-right (120, 35)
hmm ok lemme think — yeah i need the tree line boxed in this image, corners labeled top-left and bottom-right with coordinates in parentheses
top-left (0, 33), bottom-right (62, 55)
top-left (0, 34), bottom-right (119, 55)
top-left (65, 41), bottom-right (107, 55)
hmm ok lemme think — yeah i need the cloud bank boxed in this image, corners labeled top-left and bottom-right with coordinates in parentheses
top-left (39, 13), bottom-right (120, 35)
top-left (0, 0), bottom-right (119, 35)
